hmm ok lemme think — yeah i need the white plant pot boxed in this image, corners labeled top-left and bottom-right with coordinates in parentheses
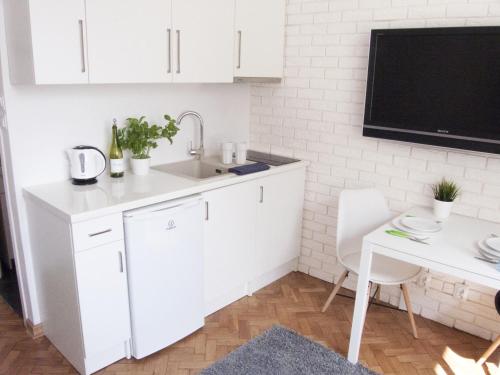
top-left (130, 157), bottom-right (151, 176)
top-left (433, 199), bottom-right (454, 220)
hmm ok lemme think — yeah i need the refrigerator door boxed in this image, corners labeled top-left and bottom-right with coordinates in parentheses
top-left (124, 195), bottom-right (204, 359)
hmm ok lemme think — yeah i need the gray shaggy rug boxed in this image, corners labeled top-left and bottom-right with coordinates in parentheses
top-left (200, 326), bottom-right (378, 375)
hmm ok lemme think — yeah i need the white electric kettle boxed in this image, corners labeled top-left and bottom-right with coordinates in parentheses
top-left (66, 146), bottom-right (106, 185)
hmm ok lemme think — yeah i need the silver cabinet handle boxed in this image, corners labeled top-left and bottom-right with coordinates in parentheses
top-left (167, 29), bottom-right (172, 73)
top-left (205, 201), bottom-right (209, 221)
top-left (78, 20), bottom-right (86, 73)
top-left (118, 251), bottom-right (124, 273)
top-left (88, 228), bottom-right (112, 237)
top-left (176, 30), bottom-right (181, 74)
top-left (260, 186), bottom-right (264, 203)
top-left (237, 30), bottom-right (242, 69)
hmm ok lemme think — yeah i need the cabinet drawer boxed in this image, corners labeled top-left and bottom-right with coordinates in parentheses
top-left (72, 214), bottom-right (124, 252)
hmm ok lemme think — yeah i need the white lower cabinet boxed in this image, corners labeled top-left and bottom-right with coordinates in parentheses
top-left (26, 166), bottom-right (305, 374)
top-left (203, 167), bottom-right (306, 314)
top-left (203, 181), bottom-right (257, 315)
top-left (74, 242), bottom-right (131, 372)
top-left (253, 168), bottom-right (305, 285)
top-left (25, 205), bottom-right (131, 375)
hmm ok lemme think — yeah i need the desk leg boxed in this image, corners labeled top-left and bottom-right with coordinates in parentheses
top-left (347, 239), bottom-right (373, 363)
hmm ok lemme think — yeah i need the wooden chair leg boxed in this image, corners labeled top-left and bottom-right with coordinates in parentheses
top-left (401, 284), bottom-right (419, 339)
top-left (321, 270), bottom-right (349, 312)
top-left (375, 284), bottom-right (381, 303)
top-left (478, 336), bottom-right (500, 365)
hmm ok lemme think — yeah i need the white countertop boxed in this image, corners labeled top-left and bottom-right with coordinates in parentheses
top-left (23, 158), bottom-right (308, 223)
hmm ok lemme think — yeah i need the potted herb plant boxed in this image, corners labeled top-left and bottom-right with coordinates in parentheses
top-left (431, 178), bottom-right (460, 219)
top-left (118, 115), bottom-right (179, 176)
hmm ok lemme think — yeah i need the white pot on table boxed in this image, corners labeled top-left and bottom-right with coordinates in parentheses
top-left (433, 199), bottom-right (454, 220)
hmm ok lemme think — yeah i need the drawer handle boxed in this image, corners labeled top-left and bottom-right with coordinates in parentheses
top-left (118, 251), bottom-right (124, 273)
top-left (176, 30), bottom-right (181, 74)
top-left (167, 28), bottom-right (172, 73)
top-left (237, 30), bottom-right (242, 69)
top-left (88, 228), bottom-right (112, 237)
top-left (78, 19), bottom-right (86, 73)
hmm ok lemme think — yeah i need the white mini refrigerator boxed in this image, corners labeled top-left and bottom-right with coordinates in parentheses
top-left (123, 195), bottom-right (204, 359)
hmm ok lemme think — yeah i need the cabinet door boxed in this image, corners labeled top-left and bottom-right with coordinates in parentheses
top-left (86, 0), bottom-right (173, 83)
top-left (203, 182), bottom-right (257, 314)
top-left (75, 241), bottom-right (130, 357)
top-left (234, 0), bottom-right (285, 78)
top-left (172, 0), bottom-right (234, 83)
top-left (28, 0), bottom-right (88, 84)
top-left (254, 169), bottom-right (305, 277)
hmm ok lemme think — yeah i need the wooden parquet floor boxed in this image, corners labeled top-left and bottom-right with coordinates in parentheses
top-left (0, 272), bottom-right (499, 375)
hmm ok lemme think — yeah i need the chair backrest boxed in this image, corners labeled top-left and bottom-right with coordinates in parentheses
top-left (336, 189), bottom-right (392, 260)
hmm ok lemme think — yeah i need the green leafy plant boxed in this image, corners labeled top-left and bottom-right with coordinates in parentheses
top-left (117, 115), bottom-right (179, 159)
top-left (432, 178), bottom-right (460, 202)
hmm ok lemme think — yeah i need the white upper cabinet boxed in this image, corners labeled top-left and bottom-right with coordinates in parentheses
top-left (4, 0), bottom-right (89, 84)
top-left (5, 0), bottom-right (284, 84)
top-left (234, 0), bottom-right (286, 79)
top-left (85, 0), bottom-right (173, 84)
top-left (172, 0), bottom-right (234, 83)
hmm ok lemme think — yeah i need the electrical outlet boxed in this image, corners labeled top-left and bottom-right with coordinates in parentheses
top-left (417, 272), bottom-right (432, 289)
top-left (453, 283), bottom-right (469, 301)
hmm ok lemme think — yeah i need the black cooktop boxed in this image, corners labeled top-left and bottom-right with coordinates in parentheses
top-left (246, 150), bottom-right (300, 166)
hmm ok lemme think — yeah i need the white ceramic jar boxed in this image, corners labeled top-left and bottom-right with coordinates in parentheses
top-left (221, 143), bottom-right (233, 164)
top-left (235, 143), bottom-right (247, 165)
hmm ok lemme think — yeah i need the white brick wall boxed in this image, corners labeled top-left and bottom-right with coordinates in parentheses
top-left (250, 0), bottom-right (500, 341)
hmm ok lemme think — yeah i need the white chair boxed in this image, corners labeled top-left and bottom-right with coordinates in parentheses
top-left (322, 188), bottom-right (422, 339)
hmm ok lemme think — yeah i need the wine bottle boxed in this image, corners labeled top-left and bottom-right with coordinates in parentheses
top-left (109, 119), bottom-right (124, 178)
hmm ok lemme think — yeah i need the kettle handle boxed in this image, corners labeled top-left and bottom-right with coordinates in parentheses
top-left (88, 147), bottom-right (107, 177)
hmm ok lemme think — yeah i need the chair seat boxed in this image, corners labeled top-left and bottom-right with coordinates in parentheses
top-left (340, 251), bottom-right (422, 285)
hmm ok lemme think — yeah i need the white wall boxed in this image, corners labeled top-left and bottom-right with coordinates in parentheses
top-left (0, 1), bottom-right (250, 323)
top-left (250, 0), bottom-right (500, 340)
top-left (5, 83), bottom-right (249, 185)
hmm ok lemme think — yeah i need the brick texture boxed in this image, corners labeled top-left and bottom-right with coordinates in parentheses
top-left (250, 0), bottom-right (500, 341)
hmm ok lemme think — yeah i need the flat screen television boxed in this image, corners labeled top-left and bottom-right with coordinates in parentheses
top-left (363, 27), bottom-right (500, 154)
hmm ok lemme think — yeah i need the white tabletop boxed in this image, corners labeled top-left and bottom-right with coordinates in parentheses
top-left (366, 207), bottom-right (500, 292)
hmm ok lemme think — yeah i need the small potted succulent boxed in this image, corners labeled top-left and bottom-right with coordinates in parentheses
top-left (118, 115), bottom-right (179, 176)
top-left (431, 178), bottom-right (460, 219)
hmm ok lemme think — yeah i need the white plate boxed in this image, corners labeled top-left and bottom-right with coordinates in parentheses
top-left (485, 237), bottom-right (500, 252)
top-left (391, 218), bottom-right (430, 238)
top-left (479, 248), bottom-right (500, 261)
top-left (401, 217), bottom-right (441, 233)
top-left (478, 240), bottom-right (500, 260)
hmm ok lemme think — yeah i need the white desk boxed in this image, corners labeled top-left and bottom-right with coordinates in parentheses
top-left (347, 207), bottom-right (500, 363)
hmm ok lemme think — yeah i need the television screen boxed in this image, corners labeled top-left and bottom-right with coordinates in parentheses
top-left (363, 27), bottom-right (500, 154)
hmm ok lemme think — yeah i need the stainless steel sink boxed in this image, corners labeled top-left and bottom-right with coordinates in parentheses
top-left (153, 159), bottom-right (229, 180)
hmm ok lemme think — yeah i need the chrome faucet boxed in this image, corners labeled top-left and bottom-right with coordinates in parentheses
top-left (176, 110), bottom-right (204, 159)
